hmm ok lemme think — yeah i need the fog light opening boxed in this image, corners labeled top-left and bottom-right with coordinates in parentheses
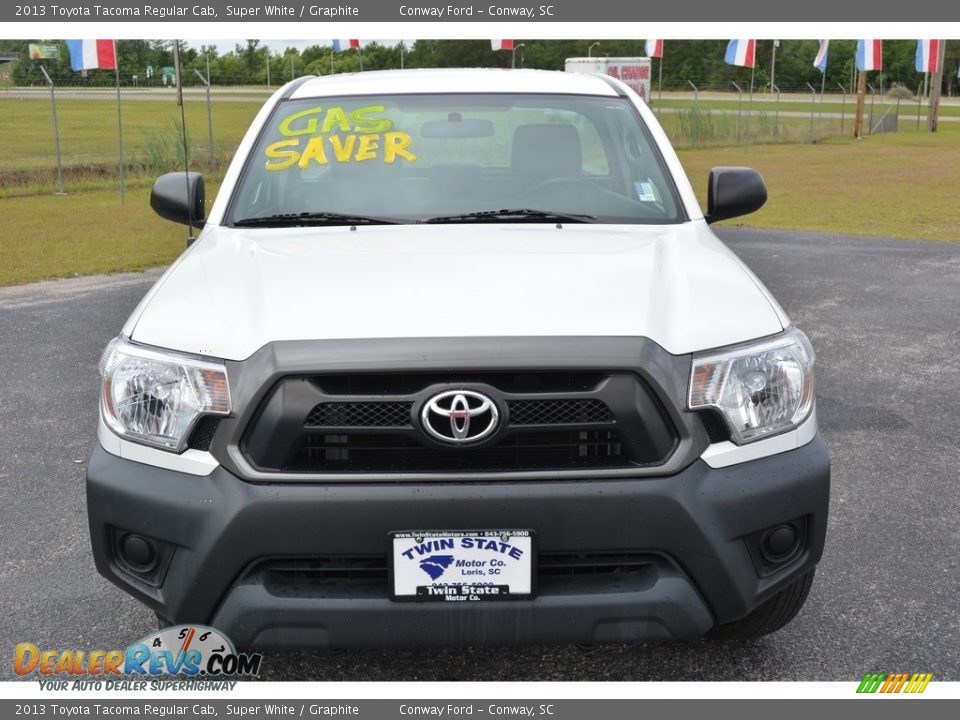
top-left (118, 533), bottom-right (158, 573)
top-left (760, 524), bottom-right (800, 563)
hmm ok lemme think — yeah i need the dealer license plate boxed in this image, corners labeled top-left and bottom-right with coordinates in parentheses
top-left (390, 530), bottom-right (535, 602)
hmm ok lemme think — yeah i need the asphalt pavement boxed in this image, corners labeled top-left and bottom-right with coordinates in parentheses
top-left (1, 227), bottom-right (958, 681)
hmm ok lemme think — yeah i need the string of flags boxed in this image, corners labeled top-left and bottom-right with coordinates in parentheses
top-left (713, 39), bottom-right (948, 77)
top-left (68, 38), bottom-right (929, 78)
top-left (56, 38), bottom-right (955, 80)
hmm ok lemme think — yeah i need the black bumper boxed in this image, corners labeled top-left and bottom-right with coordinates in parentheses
top-left (86, 435), bottom-right (829, 647)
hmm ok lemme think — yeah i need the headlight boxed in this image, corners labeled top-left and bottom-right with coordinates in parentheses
top-left (99, 337), bottom-right (230, 452)
top-left (688, 328), bottom-right (815, 445)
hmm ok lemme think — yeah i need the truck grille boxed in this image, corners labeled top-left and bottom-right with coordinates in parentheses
top-left (242, 371), bottom-right (677, 475)
top-left (258, 552), bottom-right (657, 589)
top-left (507, 398), bottom-right (613, 425)
top-left (305, 401), bottom-right (413, 428)
top-left (295, 429), bottom-right (624, 472)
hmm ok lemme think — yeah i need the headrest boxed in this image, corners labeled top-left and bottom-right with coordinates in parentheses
top-left (510, 124), bottom-right (582, 178)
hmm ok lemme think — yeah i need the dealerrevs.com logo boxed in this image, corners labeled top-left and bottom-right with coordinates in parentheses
top-left (856, 672), bottom-right (933, 694)
top-left (14, 625), bottom-right (261, 690)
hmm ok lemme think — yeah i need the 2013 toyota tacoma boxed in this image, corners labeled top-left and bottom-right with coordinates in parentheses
top-left (87, 68), bottom-right (829, 647)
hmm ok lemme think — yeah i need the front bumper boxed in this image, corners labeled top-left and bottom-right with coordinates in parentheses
top-left (86, 434), bottom-right (829, 647)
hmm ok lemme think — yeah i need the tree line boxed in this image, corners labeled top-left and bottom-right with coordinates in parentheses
top-left (1, 39), bottom-right (957, 94)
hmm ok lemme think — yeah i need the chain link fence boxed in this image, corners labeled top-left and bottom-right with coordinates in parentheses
top-left (0, 76), bottom-right (952, 198)
top-left (0, 79), bottom-right (270, 197)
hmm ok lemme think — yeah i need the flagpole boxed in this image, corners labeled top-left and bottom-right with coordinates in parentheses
top-left (357, 45), bottom-right (364, 72)
top-left (657, 54), bottom-right (663, 111)
top-left (927, 40), bottom-right (946, 132)
top-left (114, 40), bottom-right (125, 204)
top-left (746, 62), bottom-right (755, 149)
top-left (853, 71), bottom-right (867, 139)
top-left (819, 70), bottom-right (826, 125)
top-left (39, 64), bottom-right (64, 195)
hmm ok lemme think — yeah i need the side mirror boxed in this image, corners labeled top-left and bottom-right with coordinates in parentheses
top-left (150, 172), bottom-right (205, 228)
top-left (705, 167), bottom-right (767, 224)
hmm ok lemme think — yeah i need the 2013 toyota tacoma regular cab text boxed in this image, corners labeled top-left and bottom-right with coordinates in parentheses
top-left (87, 69), bottom-right (829, 647)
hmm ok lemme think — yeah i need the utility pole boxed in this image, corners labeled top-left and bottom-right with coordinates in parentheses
top-left (927, 41), bottom-right (947, 132)
top-left (853, 71), bottom-right (867, 138)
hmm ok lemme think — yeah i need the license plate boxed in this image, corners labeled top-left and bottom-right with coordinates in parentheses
top-left (390, 530), bottom-right (535, 602)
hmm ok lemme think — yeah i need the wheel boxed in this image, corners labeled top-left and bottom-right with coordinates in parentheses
top-left (708, 568), bottom-right (815, 641)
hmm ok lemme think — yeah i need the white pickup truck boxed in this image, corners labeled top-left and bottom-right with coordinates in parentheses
top-left (88, 68), bottom-right (829, 647)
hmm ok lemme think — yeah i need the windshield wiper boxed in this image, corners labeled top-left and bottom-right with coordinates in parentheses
top-left (232, 211), bottom-right (401, 227)
top-left (423, 208), bottom-right (597, 224)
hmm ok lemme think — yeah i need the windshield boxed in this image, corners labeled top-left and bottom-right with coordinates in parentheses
top-left (226, 93), bottom-right (684, 226)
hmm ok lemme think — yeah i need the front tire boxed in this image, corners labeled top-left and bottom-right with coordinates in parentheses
top-left (708, 568), bottom-right (815, 640)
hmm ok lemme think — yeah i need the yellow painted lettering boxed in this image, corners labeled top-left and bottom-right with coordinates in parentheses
top-left (329, 135), bottom-right (357, 162)
top-left (350, 105), bottom-right (392, 133)
top-left (320, 107), bottom-right (351, 134)
top-left (278, 105), bottom-right (324, 137)
top-left (264, 139), bottom-right (302, 171)
top-left (354, 134), bottom-right (379, 162)
top-left (383, 132), bottom-right (416, 164)
top-left (298, 136), bottom-right (329, 168)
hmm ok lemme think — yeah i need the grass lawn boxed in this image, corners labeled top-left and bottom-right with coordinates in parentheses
top-left (0, 95), bottom-right (262, 172)
top-left (677, 123), bottom-right (960, 241)
top-left (1, 123), bottom-right (958, 287)
top-left (0, 181), bottom-right (207, 286)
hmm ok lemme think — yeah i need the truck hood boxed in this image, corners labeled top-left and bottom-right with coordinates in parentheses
top-left (127, 222), bottom-right (786, 361)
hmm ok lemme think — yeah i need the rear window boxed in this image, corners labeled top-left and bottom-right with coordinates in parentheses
top-left (227, 93), bottom-right (684, 225)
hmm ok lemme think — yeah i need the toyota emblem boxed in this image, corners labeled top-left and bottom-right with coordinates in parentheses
top-left (420, 390), bottom-right (500, 444)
